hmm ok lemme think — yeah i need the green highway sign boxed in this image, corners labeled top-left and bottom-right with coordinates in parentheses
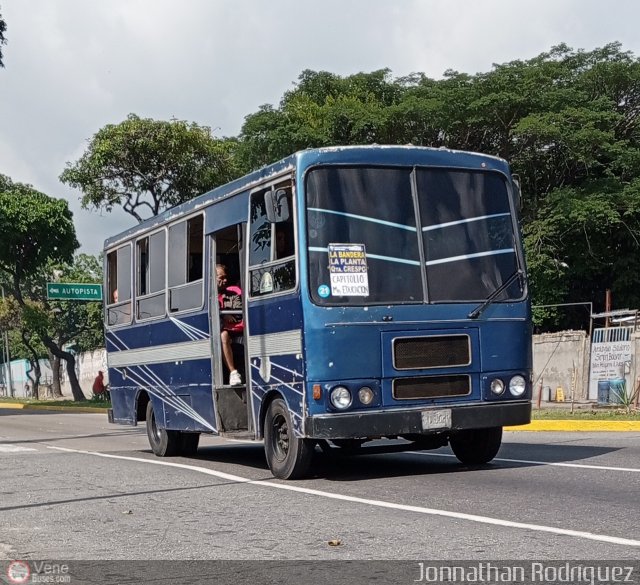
top-left (46, 283), bottom-right (103, 301)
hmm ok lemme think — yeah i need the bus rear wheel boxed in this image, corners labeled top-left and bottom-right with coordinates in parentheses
top-left (146, 401), bottom-right (181, 457)
top-left (449, 426), bottom-right (502, 465)
top-left (264, 398), bottom-right (313, 479)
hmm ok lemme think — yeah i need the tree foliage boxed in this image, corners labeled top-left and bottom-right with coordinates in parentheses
top-left (237, 44), bottom-right (640, 330)
top-left (0, 175), bottom-right (78, 284)
top-left (60, 114), bottom-right (240, 223)
top-left (0, 176), bottom-right (91, 400)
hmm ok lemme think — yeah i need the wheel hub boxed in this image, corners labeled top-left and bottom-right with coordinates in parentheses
top-left (272, 413), bottom-right (289, 460)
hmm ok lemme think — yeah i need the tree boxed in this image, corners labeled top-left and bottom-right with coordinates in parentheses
top-left (60, 114), bottom-right (240, 223)
top-left (16, 255), bottom-right (104, 398)
top-left (0, 175), bottom-right (92, 400)
top-left (0, 5), bottom-right (6, 68)
top-left (237, 44), bottom-right (640, 330)
top-left (0, 295), bottom-right (48, 398)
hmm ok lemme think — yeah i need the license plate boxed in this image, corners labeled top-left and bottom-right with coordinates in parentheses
top-left (421, 409), bottom-right (452, 430)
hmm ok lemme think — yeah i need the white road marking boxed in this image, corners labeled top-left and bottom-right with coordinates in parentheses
top-left (0, 445), bottom-right (37, 453)
top-left (407, 451), bottom-right (640, 473)
top-left (46, 445), bottom-right (640, 548)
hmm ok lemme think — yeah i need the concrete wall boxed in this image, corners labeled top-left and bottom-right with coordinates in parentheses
top-left (532, 330), bottom-right (589, 403)
top-left (1, 349), bottom-right (108, 399)
top-left (59, 348), bottom-right (108, 398)
top-left (0, 359), bottom-right (53, 398)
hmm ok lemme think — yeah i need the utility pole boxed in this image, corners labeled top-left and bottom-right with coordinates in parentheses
top-left (0, 286), bottom-right (14, 397)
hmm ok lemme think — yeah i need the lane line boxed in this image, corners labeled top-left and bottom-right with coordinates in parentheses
top-left (0, 445), bottom-right (37, 453)
top-left (407, 451), bottom-right (640, 473)
top-left (45, 445), bottom-right (640, 549)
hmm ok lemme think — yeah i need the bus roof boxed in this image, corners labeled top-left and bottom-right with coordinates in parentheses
top-left (103, 145), bottom-right (508, 250)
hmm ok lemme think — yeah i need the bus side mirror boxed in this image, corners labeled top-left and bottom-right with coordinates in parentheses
top-left (265, 189), bottom-right (290, 223)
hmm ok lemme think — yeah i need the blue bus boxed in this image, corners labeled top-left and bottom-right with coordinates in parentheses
top-left (105, 145), bottom-right (532, 479)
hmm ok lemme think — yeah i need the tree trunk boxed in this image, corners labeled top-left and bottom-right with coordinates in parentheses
top-left (48, 350), bottom-right (62, 397)
top-left (43, 338), bottom-right (86, 402)
top-left (21, 332), bottom-right (42, 399)
top-left (63, 354), bottom-right (86, 402)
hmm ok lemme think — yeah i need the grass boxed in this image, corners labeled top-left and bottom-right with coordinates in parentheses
top-left (0, 396), bottom-right (111, 409)
top-left (532, 407), bottom-right (640, 420)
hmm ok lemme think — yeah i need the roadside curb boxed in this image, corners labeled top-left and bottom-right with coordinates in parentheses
top-left (506, 420), bottom-right (640, 432)
top-left (0, 402), bottom-right (108, 414)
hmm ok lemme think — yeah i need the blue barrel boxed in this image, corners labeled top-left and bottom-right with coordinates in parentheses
top-left (609, 379), bottom-right (626, 404)
top-left (597, 380), bottom-right (610, 405)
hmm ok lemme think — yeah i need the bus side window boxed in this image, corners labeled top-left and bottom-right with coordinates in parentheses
top-left (249, 181), bottom-right (296, 297)
top-left (136, 230), bottom-right (166, 320)
top-left (106, 244), bottom-right (132, 327)
top-left (168, 214), bottom-right (204, 313)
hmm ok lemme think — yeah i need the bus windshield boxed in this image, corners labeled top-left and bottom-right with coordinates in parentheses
top-left (306, 166), bottom-right (522, 305)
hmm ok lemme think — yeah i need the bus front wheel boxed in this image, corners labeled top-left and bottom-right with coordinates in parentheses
top-left (449, 426), bottom-right (502, 465)
top-left (146, 401), bottom-right (181, 457)
top-left (264, 398), bottom-right (313, 479)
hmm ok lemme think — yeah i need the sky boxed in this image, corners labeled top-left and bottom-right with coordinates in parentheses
top-left (1, 0), bottom-right (640, 257)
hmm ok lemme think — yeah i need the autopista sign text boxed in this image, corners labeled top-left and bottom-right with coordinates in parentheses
top-left (46, 283), bottom-right (103, 301)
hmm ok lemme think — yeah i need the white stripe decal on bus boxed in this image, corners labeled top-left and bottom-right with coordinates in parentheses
top-left (248, 330), bottom-right (302, 358)
top-left (108, 331), bottom-right (216, 432)
top-left (426, 248), bottom-right (515, 266)
top-left (308, 248), bottom-right (421, 267)
top-left (308, 208), bottom-right (416, 232)
top-left (107, 339), bottom-right (211, 368)
top-left (422, 212), bottom-right (511, 231)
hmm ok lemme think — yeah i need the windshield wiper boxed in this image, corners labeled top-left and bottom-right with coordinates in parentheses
top-left (467, 269), bottom-right (524, 320)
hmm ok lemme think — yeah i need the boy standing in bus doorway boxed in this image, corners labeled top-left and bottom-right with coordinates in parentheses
top-left (216, 264), bottom-right (243, 385)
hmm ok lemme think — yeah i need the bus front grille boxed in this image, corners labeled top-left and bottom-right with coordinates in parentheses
top-left (392, 375), bottom-right (470, 400)
top-left (393, 335), bottom-right (470, 370)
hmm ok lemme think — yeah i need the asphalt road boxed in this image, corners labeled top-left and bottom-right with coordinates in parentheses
top-left (1, 408), bottom-right (639, 562)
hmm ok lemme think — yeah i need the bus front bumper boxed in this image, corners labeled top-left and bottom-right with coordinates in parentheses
top-left (306, 401), bottom-right (531, 439)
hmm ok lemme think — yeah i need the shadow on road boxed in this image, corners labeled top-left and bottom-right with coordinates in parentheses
top-left (187, 439), bottom-right (623, 482)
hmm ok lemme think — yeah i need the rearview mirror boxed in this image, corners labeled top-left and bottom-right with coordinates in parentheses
top-left (265, 189), bottom-right (290, 223)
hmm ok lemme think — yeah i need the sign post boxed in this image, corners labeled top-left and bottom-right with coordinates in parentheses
top-left (46, 283), bottom-right (103, 301)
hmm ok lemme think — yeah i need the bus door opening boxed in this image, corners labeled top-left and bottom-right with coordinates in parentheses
top-left (210, 224), bottom-right (251, 434)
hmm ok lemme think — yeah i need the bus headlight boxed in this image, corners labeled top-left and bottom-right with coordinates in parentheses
top-left (330, 386), bottom-right (352, 409)
top-left (358, 386), bottom-right (374, 405)
top-left (509, 375), bottom-right (526, 397)
top-left (490, 378), bottom-right (505, 395)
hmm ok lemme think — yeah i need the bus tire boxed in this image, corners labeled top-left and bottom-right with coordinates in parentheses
top-left (264, 398), bottom-right (313, 479)
top-left (449, 426), bottom-right (502, 465)
top-left (146, 401), bottom-right (181, 457)
top-left (180, 432), bottom-right (200, 456)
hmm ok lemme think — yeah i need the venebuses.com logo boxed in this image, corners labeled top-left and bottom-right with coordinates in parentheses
top-left (4, 560), bottom-right (71, 584)
top-left (6, 561), bottom-right (30, 584)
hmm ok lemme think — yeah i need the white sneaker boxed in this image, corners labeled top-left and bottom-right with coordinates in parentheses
top-left (229, 370), bottom-right (242, 386)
